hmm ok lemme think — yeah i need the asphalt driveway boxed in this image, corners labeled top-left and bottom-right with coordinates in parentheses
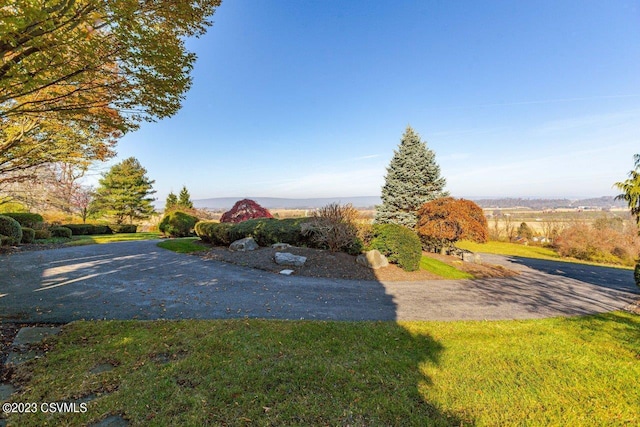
top-left (0, 240), bottom-right (637, 322)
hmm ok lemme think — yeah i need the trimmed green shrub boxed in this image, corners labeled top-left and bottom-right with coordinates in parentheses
top-left (34, 229), bottom-right (52, 240)
top-left (195, 221), bottom-right (233, 246)
top-left (109, 224), bottom-right (137, 233)
top-left (367, 224), bottom-right (422, 271)
top-left (21, 227), bottom-right (35, 244)
top-left (0, 235), bottom-right (11, 246)
top-left (260, 217), bottom-right (312, 247)
top-left (227, 217), bottom-right (312, 247)
top-left (91, 225), bottom-right (112, 235)
top-left (159, 211), bottom-right (199, 238)
top-left (195, 218), bottom-right (312, 247)
top-left (2, 212), bottom-right (44, 228)
top-left (50, 226), bottom-right (72, 238)
top-left (635, 263), bottom-right (640, 288)
top-left (0, 215), bottom-right (23, 245)
top-left (62, 224), bottom-right (92, 235)
top-left (62, 224), bottom-right (113, 235)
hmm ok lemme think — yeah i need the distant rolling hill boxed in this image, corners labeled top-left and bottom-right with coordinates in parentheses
top-left (193, 196), bottom-right (382, 210)
top-left (190, 196), bottom-right (625, 211)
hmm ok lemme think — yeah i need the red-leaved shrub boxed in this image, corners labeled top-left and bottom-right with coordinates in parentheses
top-left (416, 197), bottom-right (488, 253)
top-left (220, 199), bottom-right (273, 224)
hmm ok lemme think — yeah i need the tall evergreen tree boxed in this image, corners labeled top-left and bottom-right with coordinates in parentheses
top-left (91, 157), bottom-right (156, 224)
top-left (178, 185), bottom-right (194, 209)
top-left (165, 192), bottom-right (178, 210)
top-left (375, 126), bottom-right (448, 228)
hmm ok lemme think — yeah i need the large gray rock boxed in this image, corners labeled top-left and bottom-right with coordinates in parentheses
top-left (229, 237), bottom-right (259, 252)
top-left (274, 252), bottom-right (307, 267)
top-left (356, 250), bottom-right (389, 269)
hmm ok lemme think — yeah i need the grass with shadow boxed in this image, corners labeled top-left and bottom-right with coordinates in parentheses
top-left (156, 237), bottom-right (208, 253)
top-left (64, 232), bottom-right (162, 246)
top-left (420, 256), bottom-right (474, 279)
top-left (5, 312), bottom-right (639, 426)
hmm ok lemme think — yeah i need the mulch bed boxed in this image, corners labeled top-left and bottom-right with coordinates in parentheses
top-left (198, 245), bottom-right (516, 282)
top-left (0, 242), bottom-right (70, 255)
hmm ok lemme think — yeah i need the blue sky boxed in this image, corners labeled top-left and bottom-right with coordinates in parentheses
top-left (100, 0), bottom-right (640, 201)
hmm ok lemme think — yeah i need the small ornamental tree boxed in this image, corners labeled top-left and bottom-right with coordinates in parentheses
top-left (416, 197), bottom-right (488, 253)
top-left (220, 199), bottom-right (273, 224)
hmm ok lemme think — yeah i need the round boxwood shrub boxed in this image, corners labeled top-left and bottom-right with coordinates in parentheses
top-left (21, 227), bottom-right (35, 244)
top-left (50, 226), bottom-right (72, 239)
top-left (635, 262), bottom-right (640, 288)
top-left (159, 211), bottom-right (199, 237)
top-left (367, 223), bottom-right (422, 272)
top-left (0, 215), bottom-right (23, 245)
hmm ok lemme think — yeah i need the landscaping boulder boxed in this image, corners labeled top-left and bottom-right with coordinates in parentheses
top-left (274, 252), bottom-right (307, 267)
top-left (229, 237), bottom-right (259, 252)
top-left (356, 250), bottom-right (389, 270)
top-left (279, 269), bottom-right (295, 276)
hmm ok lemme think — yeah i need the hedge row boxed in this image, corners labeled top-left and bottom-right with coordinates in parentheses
top-left (1, 212), bottom-right (44, 228)
top-left (60, 224), bottom-right (137, 235)
top-left (109, 224), bottom-right (137, 234)
top-left (62, 224), bottom-right (113, 235)
top-left (366, 224), bottom-right (422, 272)
top-left (196, 218), bottom-right (313, 247)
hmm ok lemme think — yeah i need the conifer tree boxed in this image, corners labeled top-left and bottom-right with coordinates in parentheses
top-left (165, 192), bottom-right (178, 210)
top-left (178, 185), bottom-right (194, 209)
top-left (375, 126), bottom-right (448, 228)
top-left (91, 157), bottom-right (156, 224)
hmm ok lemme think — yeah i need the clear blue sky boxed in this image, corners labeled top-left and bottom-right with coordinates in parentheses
top-left (100, 0), bottom-right (640, 202)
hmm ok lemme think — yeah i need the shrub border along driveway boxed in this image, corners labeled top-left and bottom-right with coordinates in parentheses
top-left (0, 240), bottom-right (637, 322)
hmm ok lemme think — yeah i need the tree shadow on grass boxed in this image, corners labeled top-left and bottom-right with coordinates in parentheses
top-left (0, 241), bottom-right (470, 425)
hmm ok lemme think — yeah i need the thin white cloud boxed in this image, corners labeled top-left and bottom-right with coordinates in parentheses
top-left (267, 167), bottom-right (384, 197)
top-left (536, 109), bottom-right (640, 134)
top-left (352, 154), bottom-right (381, 160)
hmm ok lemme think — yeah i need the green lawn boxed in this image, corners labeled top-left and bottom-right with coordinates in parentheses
top-left (5, 313), bottom-right (639, 426)
top-left (64, 232), bottom-right (162, 246)
top-left (420, 256), bottom-right (474, 279)
top-left (156, 237), bottom-right (208, 253)
top-left (456, 240), bottom-right (560, 260)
